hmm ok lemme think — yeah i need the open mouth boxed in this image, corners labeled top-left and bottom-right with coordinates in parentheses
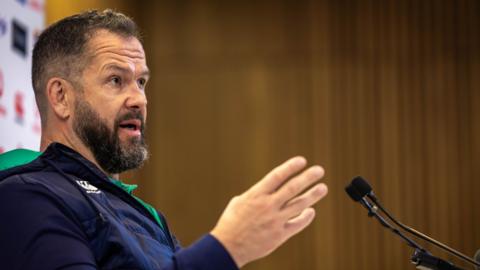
top-left (118, 119), bottom-right (141, 132)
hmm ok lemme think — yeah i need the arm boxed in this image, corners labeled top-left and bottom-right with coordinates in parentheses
top-left (0, 177), bottom-right (237, 270)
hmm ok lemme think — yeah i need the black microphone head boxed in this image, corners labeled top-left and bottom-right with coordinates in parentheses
top-left (345, 176), bottom-right (373, 202)
top-left (345, 181), bottom-right (363, 202)
top-left (351, 176), bottom-right (373, 197)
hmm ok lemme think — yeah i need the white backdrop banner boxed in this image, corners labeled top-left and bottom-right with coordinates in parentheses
top-left (0, 0), bottom-right (44, 153)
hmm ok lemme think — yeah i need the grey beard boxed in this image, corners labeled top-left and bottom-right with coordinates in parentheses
top-left (73, 98), bottom-right (148, 174)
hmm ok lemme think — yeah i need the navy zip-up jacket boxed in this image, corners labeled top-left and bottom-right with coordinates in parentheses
top-left (0, 143), bottom-right (238, 270)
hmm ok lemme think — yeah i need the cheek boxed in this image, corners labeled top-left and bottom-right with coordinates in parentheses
top-left (92, 104), bottom-right (119, 129)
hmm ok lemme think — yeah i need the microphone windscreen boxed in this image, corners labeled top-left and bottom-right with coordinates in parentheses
top-left (345, 182), bottom-right (363, 201)
top-left (351, 176), bottom-right (373, 197)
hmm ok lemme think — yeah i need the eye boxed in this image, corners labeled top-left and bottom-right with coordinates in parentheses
top-left (137, 78), bottom-right (147, 89)
top-left (109, 76), bottom-right (122, 87)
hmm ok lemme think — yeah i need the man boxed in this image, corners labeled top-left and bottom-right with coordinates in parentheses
top-left (0, 10), bottom-right (328, 270)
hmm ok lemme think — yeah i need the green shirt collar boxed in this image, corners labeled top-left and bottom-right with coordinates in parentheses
top-left (109, 178), bottom-right (138, 195)
top-left (0, 148), bottom-right (137, 195)
top-left (0, 148), bottom-right (41, 171)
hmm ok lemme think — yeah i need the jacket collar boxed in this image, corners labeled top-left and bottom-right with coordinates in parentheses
top-left (0, 143), bottom-right (139, 194)
top-left (41, 142), bottom-right (113, 186)
top-left (0, 142), bottom-right (109, 186)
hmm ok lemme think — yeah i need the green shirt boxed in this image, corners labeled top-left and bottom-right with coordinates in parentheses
top-left (0, 148), bottom-right (164, 230)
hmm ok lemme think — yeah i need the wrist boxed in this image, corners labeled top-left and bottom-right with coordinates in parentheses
top-left (210, 228), bottom-right (247, 268)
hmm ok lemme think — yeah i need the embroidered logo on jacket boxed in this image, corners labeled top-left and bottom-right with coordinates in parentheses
top-left (76, 180), bottom-right (101, 194)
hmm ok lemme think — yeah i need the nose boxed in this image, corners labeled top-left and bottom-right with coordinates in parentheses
top-left (125, 84), bottom-right (147, 114)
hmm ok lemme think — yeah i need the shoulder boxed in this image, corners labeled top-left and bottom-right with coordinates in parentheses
top-left (0, 173), bottom-right (97, 269)
top-left (0, 172), bottom-right (77, 220)
top-left (0, 171), bottom-right (54, 200)
top-left (0, 169), bottom-right (99, 224)
top-left (0, 170), bottom-right (73, 206)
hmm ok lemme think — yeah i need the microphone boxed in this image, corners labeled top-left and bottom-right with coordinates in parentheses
top-left (345, 177), bottom-right (425, 250)
top-left (345, 177), bottom-right (385, 220)
top-left (347, 176), bottom-right (375, 200)
top-left (346, 176), bottom-right (480, 269)
top-left (345, 178), bottom-right (382, 220)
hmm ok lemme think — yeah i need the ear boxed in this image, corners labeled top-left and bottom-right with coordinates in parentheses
top-left (45, 77), bottom-right (74, 120)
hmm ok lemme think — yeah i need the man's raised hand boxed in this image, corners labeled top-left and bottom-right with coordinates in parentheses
top-left (210, 156), bottom-right (328, 268)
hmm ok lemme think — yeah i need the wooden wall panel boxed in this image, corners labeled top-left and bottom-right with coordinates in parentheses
top-left (46, 0), bottom-right (137, 24)
top-left (136, 1), bottom-right (480, 269)
top-left (47, 1), bottom-right (480, 269)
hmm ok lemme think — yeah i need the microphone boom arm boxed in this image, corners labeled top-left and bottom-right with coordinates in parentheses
top-left (360, 196), bottom-right (465, 270)
top-left (412, 249), bottom-right (465, 270)
top-left (369, 194), bottom-right (480, 268)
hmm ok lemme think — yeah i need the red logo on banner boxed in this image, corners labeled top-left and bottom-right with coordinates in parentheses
top-left (0, 69), bottom-right (6, 117)
top-left (29, 0), bottom-right (43, 12)
top-left (14, 91), bottom-right (25, 125)
top-left (16, 0), bottom-right (43, 14)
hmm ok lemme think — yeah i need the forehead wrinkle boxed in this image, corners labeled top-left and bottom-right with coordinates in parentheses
top-left (92, 46), bottom-right (146, 60)
top-left (87, 34), bottom-right (146, 62)
top-left (84, 31), bottom-right (147, 77)
top-left (101, 62), bottom-right (150, 78)
top-left (92, 47), bottom-right (147, 74)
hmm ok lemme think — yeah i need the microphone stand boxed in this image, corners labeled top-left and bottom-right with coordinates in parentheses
top-left (412, 249), bottom-right (464, 270)
top-left (367, 193), bottom-right (479, 269)
top-left (359, 197), bottom-right (465, 270)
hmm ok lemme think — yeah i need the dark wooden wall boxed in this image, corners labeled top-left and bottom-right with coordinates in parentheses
top-left (48, 1), bottom-right (480, 269)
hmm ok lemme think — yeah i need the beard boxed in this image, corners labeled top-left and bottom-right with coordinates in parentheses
top-left (72, 97), bottom-right (148, 174)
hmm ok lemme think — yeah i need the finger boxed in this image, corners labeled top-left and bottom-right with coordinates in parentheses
top-left (250, 156), bottom-right (307, 194)
top-left (281, 183), bottom-right (328, 219)
top-left (273, 165), bottom-right (324, 203)
top-left (284, 208), bottom-right (316, 237)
